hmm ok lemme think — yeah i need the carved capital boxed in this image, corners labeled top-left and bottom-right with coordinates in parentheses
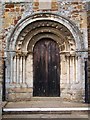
top-left (22, 51), bottom-right (28, 57)
top-left (70, 51), bottom-right (76, 56)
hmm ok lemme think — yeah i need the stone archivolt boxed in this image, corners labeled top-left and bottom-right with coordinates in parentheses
top-left (6, 13), bottom-right (86, 101)
top-left (16, 20), bottom-right (75, 53)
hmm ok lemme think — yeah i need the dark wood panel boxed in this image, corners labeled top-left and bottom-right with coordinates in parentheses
top-left (33, 38), bottom-right (60, 97)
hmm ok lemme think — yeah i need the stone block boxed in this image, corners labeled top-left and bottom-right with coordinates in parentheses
top-left (34, 2), bottom-right (39, 6)
top-left (39, 0), bottom-right (51, 10)
top-left (8, 87), bottom-right (33, 93)
top-left (5, 8), bottom-right (10, 12)
top-left (5, 4), bottom-right (14, 8)
top-left (34, 0), bottom-right (39, 2)
top-left (15, 7), bottom-right (20, 12)
top-left (8, 92), bottom-right (32, 101)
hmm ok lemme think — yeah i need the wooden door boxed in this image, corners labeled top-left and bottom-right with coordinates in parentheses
top-left (33, 38), bottom-right (60, 97)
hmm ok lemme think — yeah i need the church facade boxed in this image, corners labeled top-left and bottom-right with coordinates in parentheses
top-left (0, 0), bottom-right (89, 103)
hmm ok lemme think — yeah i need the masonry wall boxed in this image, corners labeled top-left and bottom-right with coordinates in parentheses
top-left (0, 0), bottom-right (87, 51)
top-left (0, 0), bottom-right (88, 102)
top-left (87, 2), bottom-right (90, 103)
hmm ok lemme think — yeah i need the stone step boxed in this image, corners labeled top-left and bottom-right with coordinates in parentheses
top-left (3, 107), bottom-right (89, 116)
top-left (3, 101), bottom-right (88, 109)
top-left (3, 107), bottom-right (89, 119)
top-left (31, 97), bottom-right (63, 101)
top-left (2, 112), bottom-right (88, 119)
top-left (2, 100), bottom-right (89, 119)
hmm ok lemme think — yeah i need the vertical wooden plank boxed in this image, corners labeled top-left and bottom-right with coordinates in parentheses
top-left (33, 39), bottom-right (60, 97)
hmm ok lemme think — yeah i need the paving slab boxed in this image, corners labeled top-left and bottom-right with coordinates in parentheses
top-left (3, 100), bottom-right (88, 108)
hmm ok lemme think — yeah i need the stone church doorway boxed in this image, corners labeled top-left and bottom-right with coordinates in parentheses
top-left (5, 12), bottom-right (87, 102)
top-left (33, 38), bottom-right (60, 97)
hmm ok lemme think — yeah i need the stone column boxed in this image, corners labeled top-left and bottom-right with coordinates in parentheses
top-left (23, 56), bottom-right (26, 84)
top-left (72, 56), bottom-right (75, 83)
top-left (16, 55), bottom-right (20, 83)
top-left (70, 56), bottom-right (73, 84)
top-left (75, 56), bottom-right (78, 83)
top-left (66, 55), bottom-right (70, 84)
top-left (60, 55), bottom-right (63, 84)
top-left (20, 56), bottom-right (23, 83)
top-left (13, 56), bottom-right (17, 83)
top-left (76, 56), bottom-right (81, 84)
top-left (26, 54), bottom-right (33, 87)
top-left (10, 54), bottom-right (14, 83)
top-left (69, 55), bottom-right (76, 84)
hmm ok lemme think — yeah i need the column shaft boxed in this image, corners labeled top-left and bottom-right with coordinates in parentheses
top-left (67, 56), bottom-right (70, 84)
top-left (20, 56), bottom-right (23, 83)
top-left (23, 56), bottom-right (26, 83)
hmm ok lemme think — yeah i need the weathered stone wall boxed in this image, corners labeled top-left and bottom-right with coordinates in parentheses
top-left (0, 1), bottom-right (3, 119)
top-left (87, 2), bottom-right (90, 103)
top-left (88, 2), bottom-right (90, 57)
top-left (0, 1), bottom-right (88, 51)
top-left (0, 0), bottom-right (88, 102)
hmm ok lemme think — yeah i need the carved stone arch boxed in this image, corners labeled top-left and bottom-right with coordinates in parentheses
top-left (27, 33), bottom-right (66, 52)
top-left (7, 12), bottom-right (84, 52)
top-left (16, 20), bottom-right (74, 53)
top-left (21, 27), bottom-right (68, 52)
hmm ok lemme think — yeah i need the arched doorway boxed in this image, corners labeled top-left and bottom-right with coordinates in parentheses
top-left (6, 13), bottom-right (86, 102)
top-left (33, 38), bottom-right (60, 97)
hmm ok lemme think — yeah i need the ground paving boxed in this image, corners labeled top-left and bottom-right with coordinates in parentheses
top-left (2, 97), bottom-right (89, 119)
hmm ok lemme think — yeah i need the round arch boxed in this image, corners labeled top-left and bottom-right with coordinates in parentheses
top-left (7, 12), bottom-right (84, 52)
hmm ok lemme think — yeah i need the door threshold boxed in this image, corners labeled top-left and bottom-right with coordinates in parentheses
top-left (31, 97), bottom-right (62, 101)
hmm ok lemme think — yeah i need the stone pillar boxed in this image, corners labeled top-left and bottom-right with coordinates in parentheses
top-left (66, 55), bottom-right (70, 84)
top-left (77, 56), bottom-right (82, 84)
top-left (69, 55), bottom-right (76, 88)
top-left (16, 56), bottom-right (20, 83)
top-left (13, 56), bottom-right (17, 83)
top-left (20, 56), bottom-right (23, 83)
top-left (10, 54), bottom-right (14, 83)
top-left (26, 54), bottom-right (33, 88)
top-left (75, 55), bottom-right (82, 84)
top-left (70, 56), bottom-right (73, 84)
top-left (13, 53), bottom-right (27, 86)
top-left (23, 56), bottom-right (26, 84)
top-left (72, 56), bottom-right (75, 83)
top-left (76, 56), bottom-right (78, 83)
